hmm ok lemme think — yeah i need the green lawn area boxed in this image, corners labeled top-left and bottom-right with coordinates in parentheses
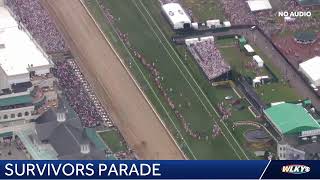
top-left (85, 0), bottom-right (256, 159)
top-left (218, 37), bottom-right (302, 104)
top-left (99, 130), bottom-right (127, 153)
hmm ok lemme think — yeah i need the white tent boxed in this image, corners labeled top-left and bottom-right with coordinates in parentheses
top-left (223, 21), bottom-right (231, 27)
top-left (299, 56), bottom-right (320, 86)
top-left (253, 55), bottom-right (264, 68)
top-left (162, 3), bottom-right (191, 30)
top-left (185, 38), bottom-right (199, 46)
top-left (247, 0), bottom-right (272, 12)
top-left (200, 36), bottom-right (214, 42)
top-left (244, 44), bottom-right (255, 53)
top-left (206, 19), bottom-right (221, 28)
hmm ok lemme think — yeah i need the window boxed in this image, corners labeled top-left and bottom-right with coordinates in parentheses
top-left (25, 112), bottom-right (30, 116)
top-left (18, 113), bottom-right (22, 117)
top-left (3, 114), bottom-right (8, 119)
top-left (11, 114), bottom-right (15, 119)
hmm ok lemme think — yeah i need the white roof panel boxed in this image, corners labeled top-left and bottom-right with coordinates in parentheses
top-left (253, 55), bottom-right (264, 64)
top-left (162, 3), bottom-right (191, 27)
top-left (247, 0), bottom-right (272, 12)
top-left (299, 56), bottom-right (320, 83)
top-left (244, 44), bottom-right (255, 53)
top-left (0, 7), bottom-right (51, 77)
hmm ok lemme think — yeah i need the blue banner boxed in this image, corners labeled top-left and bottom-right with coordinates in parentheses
top-left (0, 160), bottom-right (318, 179)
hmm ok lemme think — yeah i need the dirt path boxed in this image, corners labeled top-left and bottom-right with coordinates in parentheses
top-left (42, 0), bottom-right (184, 160)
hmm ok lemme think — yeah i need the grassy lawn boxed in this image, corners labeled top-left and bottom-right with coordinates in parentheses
top-left (84, 0), bottom-right (253, 159)
top-left (218, 37), bottom-right (302, 104)
top-left (99, 130), bottom-right (127, 153)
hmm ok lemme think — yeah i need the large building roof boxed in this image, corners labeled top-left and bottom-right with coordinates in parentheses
top-left (162, 3), bottom-right (191, 29)
top-left (247, 0), bottom-right (272, 12)
top-left (36, 109), bottom-right (106, 160)
top-left (264, 103), bottom-right (320, 135)
top-left (0, 7), bottom-right (51, 77)
top-left (299, 56), bottom-right (320, 86)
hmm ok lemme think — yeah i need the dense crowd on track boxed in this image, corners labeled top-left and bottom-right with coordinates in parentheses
top-left (5, 0), bottom-right (68, 53)
top-left (188, 40), bottom-right (231, 81)
top-left (221, 0), bottom-right (320, 37)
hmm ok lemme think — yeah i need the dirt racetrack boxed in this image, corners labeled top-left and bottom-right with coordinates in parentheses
top-left (42, 0), bottom-right (184, 159)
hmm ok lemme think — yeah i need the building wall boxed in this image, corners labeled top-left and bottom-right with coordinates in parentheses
top-left (0, 105), bottom-right (35, 123)
top-left (299, 66), bottom-right (320, 87)
top-left (277, 143), bottom-right (305, 160)
top-left (0, 67), bottom-right (9, 90)
top-left (0, 0), bottom-right (4, 7)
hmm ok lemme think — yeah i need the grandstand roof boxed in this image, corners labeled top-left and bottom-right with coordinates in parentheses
top-left (0, 94), bottom-right (32, 107)
top-left (299, 56), bottom-right (320, 86)
top-left (264, 103), bottom-right (320, 135)
top-left (247, 0), bottom-right (272, 12)
top-left (0, 7), bottom-right (51, 77)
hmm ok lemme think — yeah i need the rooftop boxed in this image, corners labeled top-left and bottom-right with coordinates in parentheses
top-left (162, 3), bottom-right (191, 25)
top-left (0, 7), bottom-right (50, 77)
top-left (299, 56), bottom-right (320, 83)
top-left (247, 0), bottom-right (272, 12)
top-left (264, 102), bottom-right (320, 135)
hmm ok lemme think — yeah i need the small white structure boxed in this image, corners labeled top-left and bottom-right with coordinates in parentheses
top-left (299, 56), bottom-right (320, 87)
top-left (247, 0), bottom-right (272, 12)
top-left (200, 36), bottom-right (214, 42)
top-left (191, 22), bottom-right (199, 30)
top-left (185, 38), bottom-right (199, 46)
top-left (162, 3), bottom-right (191, 30)
top-left (206, 19), bottom-right (221, 28)
top-left (253, 55), bottom-right (264, 68)
top-left (244, 44), bottom-right (255, 54)
top-left (223, 21), bottom-right (231, 27)
top-left (284, 16), bottom-right (296, 23)
top-left (252, 76), bottom-right (269, 87)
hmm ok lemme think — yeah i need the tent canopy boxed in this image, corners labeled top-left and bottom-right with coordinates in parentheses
top-left (247, 0), bottom-right (272, 12)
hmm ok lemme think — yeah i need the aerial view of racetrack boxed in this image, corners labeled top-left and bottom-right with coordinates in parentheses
top-left (0, 0), bottom-right (320, 160)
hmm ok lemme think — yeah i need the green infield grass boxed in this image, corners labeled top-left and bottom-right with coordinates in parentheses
top-left (83, 0), bottom-right (262, 159)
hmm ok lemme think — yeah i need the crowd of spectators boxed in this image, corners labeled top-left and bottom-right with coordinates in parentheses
top-left (220, 0), bottom-right (320, 37)
top-left (53, 60), bottom-right (112, 128)
top-left (273, 33), bottom-right (320, 66)
top-left (188, 39), bottom-right (231, 81)
top-left (5, 0), bottom-right (69, 53)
